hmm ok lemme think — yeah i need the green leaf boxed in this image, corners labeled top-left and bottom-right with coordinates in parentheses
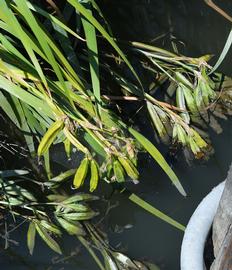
top-left (209, 27), bottom-right (232, 74)
top-left (39, 220), bottom-right (62, 236)
top-left (128, 127), bottom-right (186, 196)
top-left (50, 169), bottom-right (76, 183)
top-left (0, 74), bottom-right (53, 118)
top-left (129, 193), bottom-right (185, 231)
top-left (15, 0), bottom-right (73, 105)
top-left (84, 132), bottom-right (106, 158)
top-left (81, 1), bottom-right (101, 115)
top-left (103, 250), bottom-right (118, 270)
top-left (61, 211), bottom-right (97, 221)
top-left (0, 1), bottom-right (47, 87)
top-left (21, 103), bottom-right (46, 137)
top-left (11, 96), bottom-right (35, 153)
top-left (0, 170), bottom-right (29, 177)
top-left (67, 0), bottom-right (142, 88)
top-left (26, 2), bottom-right (85, 41)
top-left (0, 91), bottom-right (20, 127)
top-left (35, 223), bottom-right (62, 254)
top-left (56, 217), bottom-right (85, 236)
top-left (47, 194), bottom-right (67, 202)
top-left (62, 193), bottom-right (98, 204)
top-left (27, 222), bottom-right (36, 255)
top-left (5, 185), bottom-right (36, 202)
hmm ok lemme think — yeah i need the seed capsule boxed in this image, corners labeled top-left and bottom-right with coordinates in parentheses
top-left (118, 156), bottom-right (139, 180)
top-left (176, 85), bottom-right (190, 124)
top-left (89, 159), bottom-right (99, 192)
top-left (113, 160), bottom-right (125, 183)
top-left (38, 119), bottom-right (64, 156)
top-left (73, 157), bottom-right (89, 188)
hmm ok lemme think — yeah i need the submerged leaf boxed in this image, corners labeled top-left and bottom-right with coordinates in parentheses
top-left (62, 193), bottom-right (98, 204)
top-left (35, 223), bottom-right (62, 254)
top-left (129, 193), bottom-right (185, 231)
top-left (56, 217), bottom-right (85, 236)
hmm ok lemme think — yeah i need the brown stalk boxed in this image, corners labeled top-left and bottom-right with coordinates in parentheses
top-left (204, 0), bottom-right (232, 23)
top-left (102, 95), bottom-right (185, 112)
top-left (46, 0), bottom-right (62, 18)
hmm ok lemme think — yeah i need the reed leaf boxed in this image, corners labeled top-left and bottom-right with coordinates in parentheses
top-left (81, 1), bottom-right (101, 115)
top-left (128, 127), bottom-right (186, 196)
top-left (129, 193), bottom-right (185, 231)
top-left (209, 27), bottom-right (232, 74)
top-left (67, 0), bottom-right (142, 87)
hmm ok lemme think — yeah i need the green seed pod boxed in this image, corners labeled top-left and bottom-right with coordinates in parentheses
top-left (175, 72), bottom-right (193, 88)
top-left (147, 101), bottom-right (169, 143)
top-left (181, 84), bottom-right (198, 114)
top-left (189, 136), bottom-right (200, 154)
top-left (73, 157), bottom-right (89, 188)
top-left (191, 129), bottom-right (207, 148)
top-left (194, 82), bottom-right (204, 109)
top-left (176, 125), bottom-right (187, 146)
top-left (198, 79), bottom-right (209, 106)
top-left (113, 160), bottom-right (125, 183)
top-left (38, 119), bottom-right (64, 156)
top-left (176, 85), bottom-right (190, 124)
top-left (64, 138), bottom-right (71, 158)
top-left (118, 156), bottom-right (139, 180)
top-left (155, 106), bottom-right (172, 137)
top-left (89, 159), bottom-right (99, 192)
top-left (172, 123), bottom-right (178, 141)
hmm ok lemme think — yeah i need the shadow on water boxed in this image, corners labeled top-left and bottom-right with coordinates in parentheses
top-left (1, 1), bottom-right (232, 269)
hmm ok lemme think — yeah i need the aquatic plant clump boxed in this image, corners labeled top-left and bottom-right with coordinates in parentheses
top-left (0, 0), bottom-right (232, 269)
top-left (0, 0), bottom-right (186, 195)
top-left (0, 169), bottom-right (160, 270)
top-left (0, 0), bottom-right (231, 195)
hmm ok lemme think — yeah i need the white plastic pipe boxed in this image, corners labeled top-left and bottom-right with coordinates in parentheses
top-left (180, 181), bottom-right (225, 270)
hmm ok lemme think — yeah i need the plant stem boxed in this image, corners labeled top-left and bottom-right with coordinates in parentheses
top-left (78, 236), bottom-right (106, 270)
top-left (204, 0), bottom-right (232, 23)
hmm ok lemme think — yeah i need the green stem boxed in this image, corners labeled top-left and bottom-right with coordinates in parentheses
top-left (78, 236), bottom-right (106, 270)
top-left (120, 40), bottom-right (178, 57)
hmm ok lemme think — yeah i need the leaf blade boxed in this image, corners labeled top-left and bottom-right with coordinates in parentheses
top-left (128, 127), bottom-right (186, 196)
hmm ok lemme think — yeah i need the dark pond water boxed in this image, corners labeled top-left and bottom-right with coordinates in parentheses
top-left (1, 1), bottom-right (232, 269)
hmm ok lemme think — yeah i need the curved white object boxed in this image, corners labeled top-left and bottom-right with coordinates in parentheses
top-left (180, 181), bottom-right (225, 270)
